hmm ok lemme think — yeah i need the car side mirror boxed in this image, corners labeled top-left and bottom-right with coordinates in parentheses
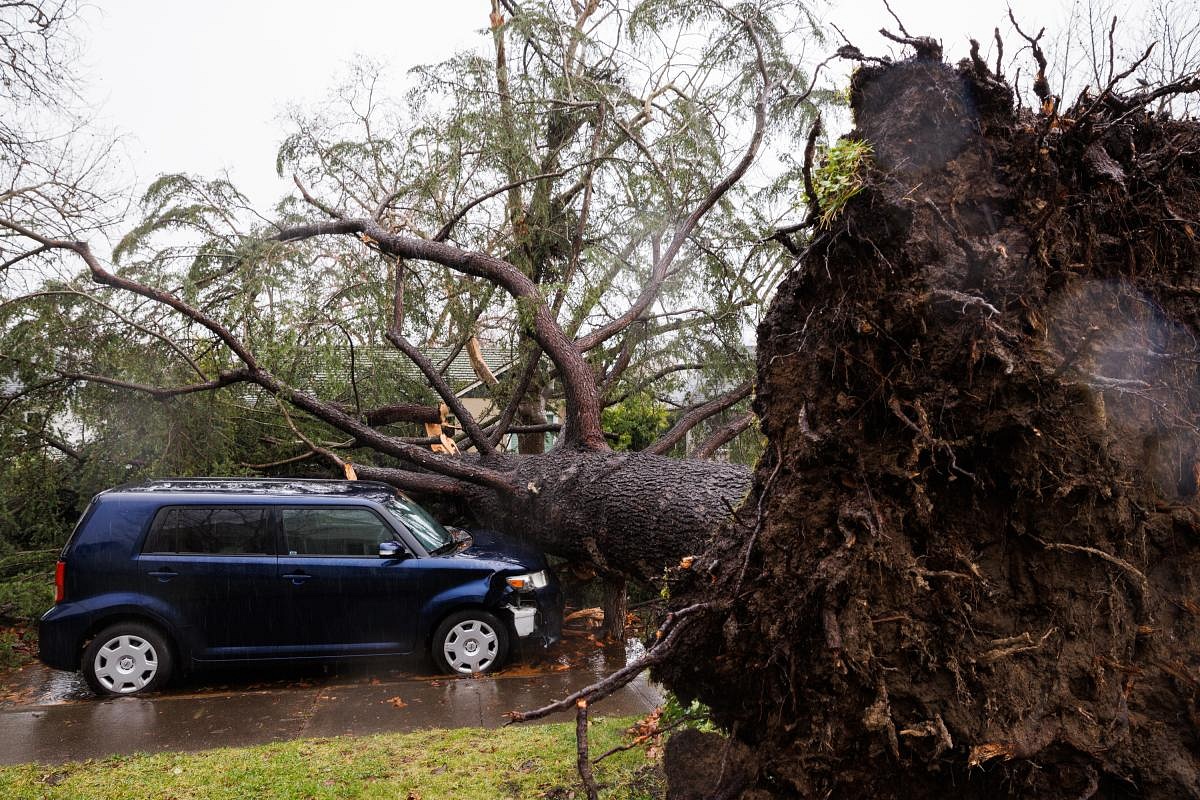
top-left (379, 541), bottom-right (407, 559)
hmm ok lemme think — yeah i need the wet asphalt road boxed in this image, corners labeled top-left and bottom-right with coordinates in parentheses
top-left (0, 639), bottom-right (661, 765)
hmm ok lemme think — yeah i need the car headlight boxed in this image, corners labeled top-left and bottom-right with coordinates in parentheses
top-left (506, 570), bottom-right (548, 590)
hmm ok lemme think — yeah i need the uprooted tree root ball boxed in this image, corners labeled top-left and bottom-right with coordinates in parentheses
top-left (656, 54), bottom-right (1200, 798)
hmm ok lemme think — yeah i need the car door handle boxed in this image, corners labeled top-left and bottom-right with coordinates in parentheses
top-left (282, 572), bottom-right (312, 584)
top-left (147, 568), bottom-right (178, 581)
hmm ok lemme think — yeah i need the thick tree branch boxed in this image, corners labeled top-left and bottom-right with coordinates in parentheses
top-left (335, 462), bottom-right (471, 497)
top-left (0, 218), bottom-right (262, 369)
top-left (256, 372), bottom-right (518, 493)
top-left (273, 218), bottom-right (607, 450)
top-left (802, 115), bottom-right (823, 222)
top-left (330, 401), bottom-right (442, 426)
top-left (690, 410), bottom-right (755, 460)
top-left (0, 242), bottom-right (50, 271)
top-left (645, 380), bottom-right (753, 456)
top-left (384, 329), bottom-right (495, 456)
top-left (488, 343), bottom-right (543, 447)
top-left (1, 219), bottom-right (521, 493)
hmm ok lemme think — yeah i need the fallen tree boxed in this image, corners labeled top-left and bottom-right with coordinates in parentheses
top-left (6, 6), bottom-right (1199, 794)
top-left (650, 35), bottom-right (1200, 800)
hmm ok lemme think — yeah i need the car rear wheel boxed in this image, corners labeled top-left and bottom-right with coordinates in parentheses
top-left (82, 622), bottom-right (173, 696)
top-left (432, 610), bottom-right (509, 675)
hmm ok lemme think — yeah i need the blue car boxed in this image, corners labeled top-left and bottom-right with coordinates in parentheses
top-left (39, 479), bottom-right (563, 696)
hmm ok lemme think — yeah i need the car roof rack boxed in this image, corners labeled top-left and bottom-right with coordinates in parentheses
top-left (107, 477), bottom-right (397, 497)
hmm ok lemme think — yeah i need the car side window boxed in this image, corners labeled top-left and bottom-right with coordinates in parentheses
top-left (143, 507), bottom-right (272, 555)
top-left (280, 507), bottom-right (397, 557)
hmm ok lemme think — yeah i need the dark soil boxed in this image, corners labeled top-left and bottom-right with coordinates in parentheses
top-left (657, 54), bottom-right (1200, 798)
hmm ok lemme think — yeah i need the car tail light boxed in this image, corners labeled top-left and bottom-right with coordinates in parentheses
top-left (54, 560), bottom-right (65, 603)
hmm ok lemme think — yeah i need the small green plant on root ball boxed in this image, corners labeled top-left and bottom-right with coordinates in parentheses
top-left (814, 138), bottom-right (872, 227)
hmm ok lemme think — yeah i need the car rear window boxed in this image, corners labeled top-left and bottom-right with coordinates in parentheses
top-left (143, 507), bottom-right (273, 555)
top-left (280, 507), bottom-right (396, 557)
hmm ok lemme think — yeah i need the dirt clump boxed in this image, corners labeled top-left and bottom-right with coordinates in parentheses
top-left (657, 52), bottom-right (1200, 799)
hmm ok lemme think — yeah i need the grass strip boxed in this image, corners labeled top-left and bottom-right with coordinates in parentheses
top-left (0, 715), bottom-right (663, 799)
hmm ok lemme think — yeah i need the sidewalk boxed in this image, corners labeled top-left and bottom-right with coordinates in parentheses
top-left (0, 667), bottom-right (661, 765)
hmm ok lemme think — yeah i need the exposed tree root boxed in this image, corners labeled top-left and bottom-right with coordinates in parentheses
top-left (654, 40), bottom-right (1200, 800)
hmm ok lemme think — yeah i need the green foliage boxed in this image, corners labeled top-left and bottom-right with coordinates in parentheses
top-left (0, 566), bottom-right (54, 627)
top-left (0, 454), bottom-right (72, 552)
top-left (813, 138), bottom-right (872, 227)
top-left (0, 555), bottom-right (55, 670)
top-left (602, 393), bottom-right (670, 452)
top-left (660, 691), bottom-right (718, 734)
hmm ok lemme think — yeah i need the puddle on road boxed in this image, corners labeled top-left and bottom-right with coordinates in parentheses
top-left (0, 662), bottom-right (93, 706)
top-left (0, 616), bottom-right (649, 707)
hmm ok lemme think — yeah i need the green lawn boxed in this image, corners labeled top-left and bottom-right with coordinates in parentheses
top-left (0, 717), bottom-right (663, 800)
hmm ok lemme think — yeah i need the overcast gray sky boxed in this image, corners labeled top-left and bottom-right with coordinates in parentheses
top-left (78, 0), bottom-right (1082, 210)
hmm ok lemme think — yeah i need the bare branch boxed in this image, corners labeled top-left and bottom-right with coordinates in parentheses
top-left (1008, 9), bottom-right (1051, 103)
top-left (0, 242), bottom-right (50, 271)
top-left (882, 0), bottom-right (912, 37)
top-left (56, 368), bottom-right (254, 399)
top-left (574, 13), bottom-right (774, 353)
top-left (432, 167), bottom-right (571, 243)
top-left (292, 175), bottom-right (343, 220)
top-left (575, 701), bottom-right (600, 800)
top-left (878, 28), bottom-right (942, 61)
top-left (508, 601), bottom-right (716, 724)
top-left (645, 380), bottom-right (753, 456)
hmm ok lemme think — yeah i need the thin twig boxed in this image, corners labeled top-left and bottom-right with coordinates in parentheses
top-left (576, 701), bottom-right (600, 800)
top-left (591, 714), bottom-right (699, 764)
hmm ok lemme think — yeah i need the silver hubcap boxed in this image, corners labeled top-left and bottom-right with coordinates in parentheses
top-left (443, 620), bottom-right (498, 673)
top-left (93, 634), bottom-right (158, 694)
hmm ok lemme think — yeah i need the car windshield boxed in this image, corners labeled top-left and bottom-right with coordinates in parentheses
top-left (382, 496), bottom-right (453, 554)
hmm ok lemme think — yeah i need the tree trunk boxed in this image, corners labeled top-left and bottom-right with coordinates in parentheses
top-left (516, 389), bottom-right (547, 455)
top-left (599, 575), bottom-right (627, 642)
top-left (657, 57), bottom-right (1200, 798)
top-left (458, 450), bottom-right (750, 584)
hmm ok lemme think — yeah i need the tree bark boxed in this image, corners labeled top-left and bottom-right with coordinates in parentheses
top-left (453, 450), bottom-right (751, 584)
top-left (516, 388), bottom-right (547, 455)
top-left (599, 575), bottom-right (627, 642)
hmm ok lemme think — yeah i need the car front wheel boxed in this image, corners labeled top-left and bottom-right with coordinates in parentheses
top-left (432, 610), bottom-right (509, 675)
top-left (82, 622), bottom-right (173, 696)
